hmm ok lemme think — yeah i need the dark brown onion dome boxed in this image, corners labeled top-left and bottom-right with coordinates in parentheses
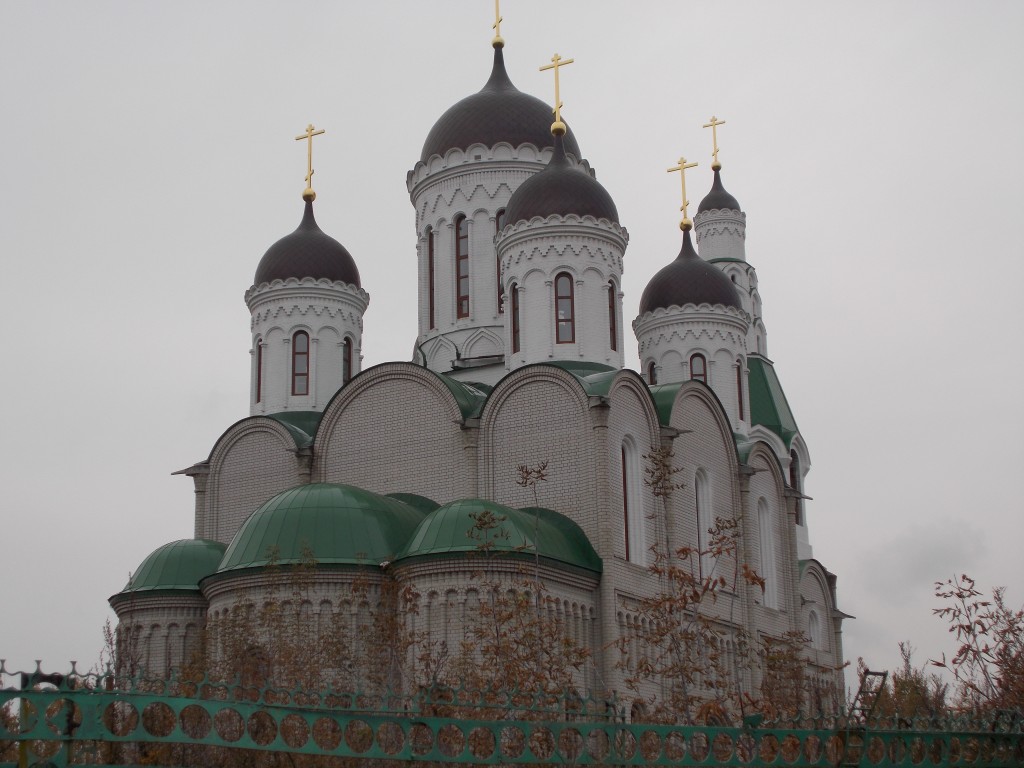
top-left (638, 229), bottom-right (741, 314)
top-left (420, 46), bottom-right (581, 162)
top-left (253, 200), bottom-right (360, 287)
top-left (697, 167), bottom-right (741, 213)
top-left (503, 134), bottom-right (618, 225)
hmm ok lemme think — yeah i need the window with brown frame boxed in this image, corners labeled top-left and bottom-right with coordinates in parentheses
top-left (342, 338), bottom-right (352, 384)
top-left (690, 353), bottom-right (707, 384)
top-left (255, 339), bottom-right (263, 403)
top-left (455, 215), bottom-right (470, 318)
top-left (555, 272), bottom-right (575, 343)
top-left (292, 331), bottom-right (309, 396)
top-left (647, 361), bottom-right (657, 385)
top-left (427, 228), bottom-right (435, 329)
top-left (736, 358), bottom-right (744, 420)
top-left (495, 209), bottom-right (506, 312)
top-left (511, 283), bottom-right (521, 353)
top-left (608, 281), bottom-right (617, 351)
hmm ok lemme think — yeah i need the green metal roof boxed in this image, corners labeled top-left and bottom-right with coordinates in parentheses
top-left (385, 492), bottom-right (441, 514)
top-left (647, 382), bottom-right (685, 425)
top-left (747, 355), bottom-right (799, 446)
top-left (396, 498), bottom-right (601, 573)
top-left (217, 484), bottom-right (425, 573)
top-left (119, 539), bottom-right (226, 594)
top-left (435, 373), bottom-right (490, 420)
top-left (266, 410), bottom-right (322, 448)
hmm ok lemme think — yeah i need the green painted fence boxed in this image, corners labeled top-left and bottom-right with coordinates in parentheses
top-left (2, 665), bottom-right (1021, 767)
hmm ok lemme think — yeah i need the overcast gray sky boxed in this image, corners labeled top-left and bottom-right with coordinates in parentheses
top-left (1, 1), bottom-right (1021, 693)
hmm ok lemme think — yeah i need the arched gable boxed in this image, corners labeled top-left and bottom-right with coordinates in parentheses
top-left (479, 364), bottom-right (595, 534)
top-left (607, 371), bottom-right (662, 564)
top-left (667, 382), bottom-right (741, 583)
top-left (799, 560), bottom-right (844, 692)
top-left (206, 417), bottom-right (305, 545)
top-left (462, 327), bottom-right (503, 359)
top-left (745, 441), bottom-right (790, 618)
top-left (314, 362), bottom-right (472, 503)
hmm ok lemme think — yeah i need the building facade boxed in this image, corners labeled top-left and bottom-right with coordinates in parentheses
top-left (110, 28), bottom-right (845, 718)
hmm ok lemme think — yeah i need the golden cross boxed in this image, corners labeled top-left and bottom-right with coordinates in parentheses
top-left (492, 0), bottom-right (504, 47)
top-left (295, 123), bottom-right (325, 201)
top-left (703, 115), bottom-right (726, 170)
top-left (539, 52), bottom-right (574, 136)
top-left (667, 156), bottom-right (698, 231)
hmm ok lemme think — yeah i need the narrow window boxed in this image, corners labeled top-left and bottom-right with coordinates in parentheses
top-left (790, 450), bottom-right (803, 525)
top-left (736, 358), bottom-right (744, 420)
top-left (622, 440), bottom-right (643, 563)
top-left (555, 272), bottom-right (575, 343)
top-left (695, 469), bottom-right (712, 578)
top-left (511, 283), bottom-right (521, 353)
top-left (255, 339), bottom-right (263, 403)
top-left (495, 209), bottom-right (506, 312)
top-left (808, 609), bottom-right (821, 649)
top-left (608, 281), bottom-right (617, 351)
top-left (455, 215), bottom-right (470, 318)
top-left (690, 353), bottom-right (707, 384)
top-left (427, 227), bottom-right (435, 329)
top-left (622, 445), bottom-right (630, 561)
top-left (647, 361), bottom-right (657, 385)
top-left (342, 338), bottom-right (352, 384)
top-left (291, 331), bottom-right (309, 396)
top-left (759, 498), bottom-right (778, 608)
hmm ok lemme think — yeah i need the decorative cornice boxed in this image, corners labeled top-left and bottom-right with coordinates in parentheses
top-left (245, 277), bottom-right (370, 308)
top-left (408, 142), bottom-right (592, 193)
top-left (633, 302), bottom-right (749, 330)
top-left (497, 214), bottom-right (628, 250)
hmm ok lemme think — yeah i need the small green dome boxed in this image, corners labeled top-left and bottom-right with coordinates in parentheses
top-left (121, 539), bottom-right (226, 593)
top-left (396, 499), bottom-right (601, 573)
top-left (218, 484), bottom-right (425, 573)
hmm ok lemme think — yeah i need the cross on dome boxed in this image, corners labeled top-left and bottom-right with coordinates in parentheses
top-left (295, 123), bottom-right (325, 202)
top-left (667, 156), bottom-right (698, 231)
top-left (540, 52), bottom-right (574, 136)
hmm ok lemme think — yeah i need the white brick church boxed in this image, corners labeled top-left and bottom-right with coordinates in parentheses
top-left (110, 24), bottom-right (846, 713)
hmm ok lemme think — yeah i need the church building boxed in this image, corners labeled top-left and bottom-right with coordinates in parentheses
top-left (109, 15), bottom-right (846, 715)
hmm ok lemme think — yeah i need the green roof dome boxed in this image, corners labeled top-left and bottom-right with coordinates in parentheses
top-left (396, 499), bottom-right (601, 573)
top-left (218, 484), bottom-right (425, 573)
top-left (120, 539), bottom-right (226, 594)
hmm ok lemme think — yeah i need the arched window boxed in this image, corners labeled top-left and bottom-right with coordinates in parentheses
top-left (426, 227), bottom-right (436, 329)
top-left (808, 609), bottom-right (821, 649)
top-left (647, 361), bottom-right (657, 385)
top-left (555, 272), bottom-right (575, 343)
top-left (790, 450), bottom-right (803, 525)
top-left (608, 281), bottom-right (617, 351)
top-left (495, 209), bottom-right (506, 312)
top-left (291, 331), bottom-right (309, 396)
top-left (255, 338), bottom-right (263, 403)
top-left (736, 358), bottom-right (745, 421)
top-left (342, 338), bottom-right (352, 384)
top-left (510, 283), bottom-right (521, 353)
top-left (621, 439), bottom-right (643, 563)
top-left (758, 498), bottom-right (779, 608)
top-left (695, 470), bottom-right (712, 578)
top-left (690, 353), bottom-right (707, 384)
top-left (454, 215), bottom-right (470, 318)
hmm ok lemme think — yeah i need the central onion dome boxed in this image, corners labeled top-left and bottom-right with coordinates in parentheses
top-left (420, 45), bottom-right (581, 162)
top-left (504, 134), bottom-right (618, 225)
top-left (639, 230), bottom-right (742, 314)
top-left (217, 484), bottom-right (425, 572)
top-left (698, 168), bottom-right (741, 213)
top-left (253, 200), bottom-right (361, 288)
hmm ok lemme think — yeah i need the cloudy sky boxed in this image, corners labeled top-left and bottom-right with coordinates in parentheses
top-left (2, 1), bottom-right (1022, 692)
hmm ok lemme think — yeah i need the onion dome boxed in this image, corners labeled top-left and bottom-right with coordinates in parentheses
top-left (116, 539), bottom-right (226, 594)
top-left (638, 229), bottom-right (742, 314)
top-left (396, 498), bottom-right (601, 573)
top-left (420, 45), bottom-right (581, 162)
top-left (503, 134), bottom-right (618, 225)
top-left (253, 200), bottom-right (360, 288)
top-left (217, 484), bottom-right (424, 572)
top-left (697, 168), bottom-right (741, 213)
